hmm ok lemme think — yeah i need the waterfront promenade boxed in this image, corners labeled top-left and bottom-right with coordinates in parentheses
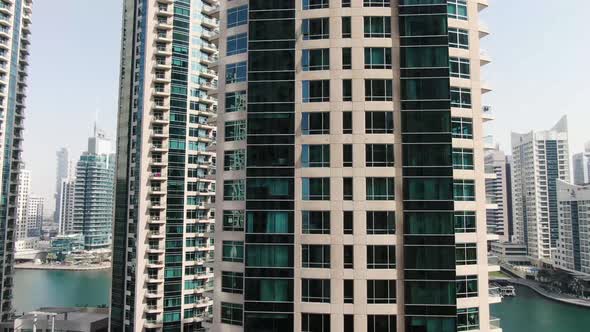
top-left (508, 278), bottom-right (590, 308)
top-left (15, 262), bottom-right (111, 271)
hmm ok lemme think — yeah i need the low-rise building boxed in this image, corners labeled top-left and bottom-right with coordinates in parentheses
top-left (491, 241), bottom-right (529, 266)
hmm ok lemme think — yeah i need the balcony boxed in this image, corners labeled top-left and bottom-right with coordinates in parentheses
top-left (489, 286), bottom-right (502, 304)
top-left (479, 22), bottom-right (490, 38)
top-left (478, 0), bottom-right (490, 11)
top-left (148, 216), bottom-right (165, 224)
top-left (488, 256), bottom-right (501, 272)
top-left (145, 305), bottom-right (162, 313)
top-left (481, 81), bottom-right (493, 94)
top-left (201, 17), bottom-right (219, 29)
top-left (480, 50), bottom-right (492, 66)
top-left (146, 260), bottom-right (164, 268)
top-left (202, 4), bottom-right (220, 18)
top-left (482, 105), bottom-right (494, 122)
top-left (157, 6), bottom-right (173, 17)
top-left (490, 317), bottom-right (502, 332)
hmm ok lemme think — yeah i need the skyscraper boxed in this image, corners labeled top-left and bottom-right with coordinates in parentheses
top-left (511, 116), bottom-right (570, 264)
top-left (554, 180), bottom-right (590, 276)
top-left (111, 0), bottom-right (217, 330)
top-left (54, 147), bottom-right (70, 224)
top-left (572, 142), bottom-right (590, 185)
top-left (214, 1), bottom-right (498, 331)
top-left (15, 167), bottom-right (31, 240)
top-left (485, 147), bottom-right (513, 242)
top-left (72, 128), bottom-right (115, 250)
top-left (0, 0), bottom-right (33, 321)
top-left (57, 177), bottom-right (76, 235)
top-left (25, 196), bottom-right (43, 237)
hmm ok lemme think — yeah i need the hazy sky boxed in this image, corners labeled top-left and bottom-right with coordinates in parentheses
top-left (23, 0), bottom-right (590, 212)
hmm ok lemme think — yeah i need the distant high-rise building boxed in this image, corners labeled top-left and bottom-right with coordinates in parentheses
top-left (554, 180), bottom-right (590, 276)
top-left (26, 196), bottom-right (43, 237)
top-left (572, 142), bottom-right (590, 185)
top-left (0, 0), bottom-right (33, 320)
top-left (511, 116), bottom-right (570, 263)
top-left (15, 168), bottom-right (31, 240)
top-left (57, 177), bottom-right (76, 235)
top-left (215, 1), bottom-right (498, 331)
top-left (72, 128), bottom-right (115, 250)
top-left (54, 147), bottom-right (70, 223)
top-left (111, 1), bottom-right (217, 330)
top-left (485, 148), bottom-right (513, 242)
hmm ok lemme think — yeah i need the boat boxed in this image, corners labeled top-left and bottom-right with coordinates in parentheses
top-left (501, 285), bottom-right (516, 296)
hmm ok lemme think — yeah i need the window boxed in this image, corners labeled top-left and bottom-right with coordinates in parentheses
top-left (302, 211), bottom-right (330, 234)
top-left (303, 49), bottom-right (330, 71)
top-left (450, 57), bottom-right (470, 78)
top-left (455, 211), bottom-right (476, 233)
top-left (367, 245), bottom-right (395, 269)
top-left (227, 33), bottom-right (247, 56)
top-left (225, 120), bottom-right (246, 141)
top-left (452, 117), bottom-right (473, 139)
top-left (302, 245), bottom-right (330, 268)
top-left (342, 47), bottom-right (352, 69)
top-left (303, 177), bottom-right (331, 200)
top-left (222, 271), bottom-right (243, 294)
top-left (246, 245), bottom-right (293, 267)
top-left (344, 177), bottom-right (353, 200)
top-left (343, 112), bottom-right (353, 134)
top-left (223, 210), bottom-right (244, 231)
top-left (367, 177), bottom-right (395, 200)
top-left (302, 313), bottom-right (330, 332)
top-left (344, 211), bottom-right (353, 235)
top-left (366, 111), bottom-right (394, 134)
top-left (456, 243), bottom-right (477, 265)
top-left (226, 90), bottom-right (247, 113)
top-left (365, 48), bottom-right (392, 69)
top-left (224, 149), bottom-right (245, 171)
top-left (365, 79), bottom-right (393, 101)
top-left (367, 280), bottom-right (396, 303)
top-left (343, 144), bottom-right (353, 167)
top-left (342, 17), bottom-right (351, 38)
top-left (303, 18), bottom-right (330, 40)
top-left (227, 5), bottom-right (248, 28)
top-left (449, 28), bottom-right (469, 49)
top-left (344, 280), bottom-right (354, 303)
top-left (366, 144), bottom-right (394, 167)
top-left (448, 0), bottom-right (468, 20)
top-left (303, 80), bottom-right (330, 102)
top-left (451, 87), bottom-right (472, 108)
top-left (302, 145), bottom-right (330, 167)
top-left (223, 241), bottom-right (244, 262)
top-left (343, 79), bottom-right (352, 101)
top-left (364, 16), bottom-right (391, 38)
top-left (367, 211), bottom-right (395, 234)
top-left (457, 308), bottom-right (480, 331)
top-left (453, 148), bottom-right (474, 170)
top-left (456, 275), bottom-right (478, 298)
top-left (246, 211), bottom-right (292, 234)
top-left (226, 61), bottom-right (247, 83)
top-left (344, 245), bottom-right (354, 269)
top-left (367, 315), bottom-right (396, 332)
top-left (342, 0), bottom-right (351, 8)
top-left (364, 0), bottom-right (390, 7)
top-left (302, 279), bottom-right (330, 303)
top-left (344, 315), bottom-right (354, 332)
top-left (221, 302), bottom-right (243, 326)
top-left (224, 180), bottom-right (245, 201)
top-left (303, 0), bottom-right (329, 10)
top-left (302, 112), bottom-right (330, 135)
top-left (454, 180), bottom-right (475, 201)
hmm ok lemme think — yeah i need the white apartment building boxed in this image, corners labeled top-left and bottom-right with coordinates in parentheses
top-left (54, 147), bottom-right (71, 224)
top-left (485, 147), bottom-right (512, 242)
top-left (572, 141), bottom-right (590, 185)
top-left (57, 177), bottom-right (76, 234)
top-left (26, 196), bottom-right (44, 237)
top-left (554, 180), bottom-right (590, 276)
top-left (511, 116), bottom-right (570, 264)
top-left (110, 0), bottom-right (217, 330)
top-left (215, 1), bottom-right (499, 331)
top-left (15, 168), bottom-right (31, 240)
